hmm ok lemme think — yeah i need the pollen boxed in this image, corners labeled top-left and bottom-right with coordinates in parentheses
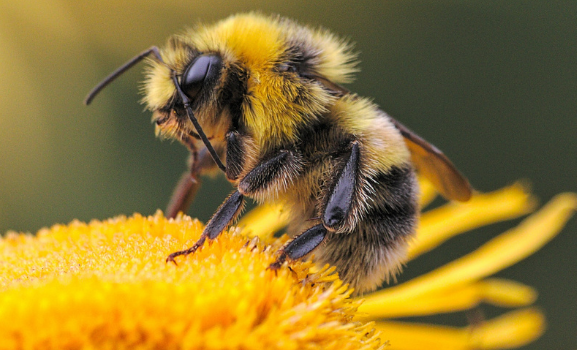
top-left (0, 212), bottom-right (382, 350)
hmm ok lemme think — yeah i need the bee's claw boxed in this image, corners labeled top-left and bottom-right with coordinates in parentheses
top-left (267, 261), bottom-right (282, 271)
top-left (267, 253), bottom-right (287, 275)
top-left (166, 236), bottom-right (206, 265)
top-left (165, 254), bottom-right (179, 265)
top-left (267, 263), bottom-right (280, 277)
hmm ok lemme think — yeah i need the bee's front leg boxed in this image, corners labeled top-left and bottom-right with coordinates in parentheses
top-left (269, 141), bottom-right (360, 269)
top-left (167, 142), bottom-right (303, 264)
top-left (166, 133), bottom-right (223, 218)
top-left (166, 190), bottom-right (245, 264)
top-left (166, 148), bottom-right (216, 218)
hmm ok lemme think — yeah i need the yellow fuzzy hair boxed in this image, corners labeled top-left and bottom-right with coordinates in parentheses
top-left (143, 13), bottom-right (358, 150)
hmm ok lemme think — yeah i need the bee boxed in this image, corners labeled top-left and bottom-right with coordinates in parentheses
top-left (85, 13), bottom-right (471, 294)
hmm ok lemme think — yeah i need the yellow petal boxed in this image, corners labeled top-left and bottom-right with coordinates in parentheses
top-left (374, 321), bottom-right (468, 350)
top-left (374, 308), bottom-right (544, 350)
top-left (358, 278), bottom-right (536, 319)
top-left (237, 203), bottom-right (289, 239)
top-left (409, 183), bottom-right (536, 260)
top-left (418, 175), bottom-right (438, 208)
top-left (470, 308), bottom-right (545, 349)
top-left (361, 193), bottom-right (576, 309)
top-left (477, 278), bottom-right (538, 307)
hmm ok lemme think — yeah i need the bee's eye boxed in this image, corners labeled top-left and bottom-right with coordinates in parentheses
top-left (180, 55), bottom-right (222, 99)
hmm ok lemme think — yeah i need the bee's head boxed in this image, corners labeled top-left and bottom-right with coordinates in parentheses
top-left (144, 13), bottom-right (358, 149)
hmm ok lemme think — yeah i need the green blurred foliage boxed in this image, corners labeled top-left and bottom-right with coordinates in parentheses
top-left (0, 1), bottom-right (575, 348)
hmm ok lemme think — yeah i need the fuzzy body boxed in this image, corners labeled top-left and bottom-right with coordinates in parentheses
top-left (143, 13), bottom-right (419, 294)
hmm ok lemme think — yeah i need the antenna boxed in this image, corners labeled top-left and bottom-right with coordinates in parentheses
top-left (84, 46), bottom-right (226, 172)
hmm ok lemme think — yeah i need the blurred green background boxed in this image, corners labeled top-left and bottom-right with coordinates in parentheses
top-left (0, 1), bottom-right (575, 348)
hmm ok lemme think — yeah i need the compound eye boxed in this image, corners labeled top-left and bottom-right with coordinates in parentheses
top-left (180, 55), bottom-right (222, 99)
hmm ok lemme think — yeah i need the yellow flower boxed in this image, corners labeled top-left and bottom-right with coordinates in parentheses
top-left (238, 180), bottom-right (577, 349)
top-left (0, 180), bottom-right (575, 349)
top-left (0, 214), bottom-right (380, 349)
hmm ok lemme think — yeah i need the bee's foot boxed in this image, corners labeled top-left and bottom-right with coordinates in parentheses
top-left (267, 261), bottom-right (282, 271)
top-left (166, 236), bottom-right (206, 264)
top-left (266, 254), bottom-right (287, 275)
top-left (165, 252), bottom-right (182, 265)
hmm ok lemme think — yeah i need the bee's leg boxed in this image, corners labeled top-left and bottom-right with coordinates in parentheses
top-left (225, 130), bottom-right (245, 181)
top-left (165, 157), bottom-right (201, 219)
top-left (166, 151), bottom-right (214, 218)
top-left (315, 148), bottom-right (419, 294)
top-left (269, 141), bottom-right (360, 268)
top-left (322, 141), bottom-right (360, 231)
top-left (167, 145), bottom-right (301, 263)
top-left (226, 130), bottom-right (303, 197)
top-left (268, 224), bottom-right (327, 270)
top-left (166, 135), bottom-right (221, 218)
top-left (166, 190), bottom-right (244, 263)
top-left (238, 149), bottom-right (302, 196)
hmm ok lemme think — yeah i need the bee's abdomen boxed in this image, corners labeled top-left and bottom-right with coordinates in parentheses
top-left (314, 164), bottom-right (419, 295)
top-left (367, 165), bottom-right (419, 233)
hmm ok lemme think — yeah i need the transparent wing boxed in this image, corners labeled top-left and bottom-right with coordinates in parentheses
top-left (390, 118), bottom-right (472, 202)
top-left (312, 74), bottom-right (472, 202)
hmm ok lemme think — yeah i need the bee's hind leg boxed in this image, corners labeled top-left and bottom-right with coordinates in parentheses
top-left (268, 224), bottom-right (327, 270)
top-left (269, 141), bottom-right (360, 269)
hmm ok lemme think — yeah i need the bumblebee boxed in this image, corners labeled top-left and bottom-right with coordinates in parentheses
top-left (86, 13), bottom-right (471, 294)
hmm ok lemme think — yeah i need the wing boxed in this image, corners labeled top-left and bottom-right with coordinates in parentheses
top-left (310, 74), bottom-right (472, 202)
top-left (390, 118), bottom-right (472, 202)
